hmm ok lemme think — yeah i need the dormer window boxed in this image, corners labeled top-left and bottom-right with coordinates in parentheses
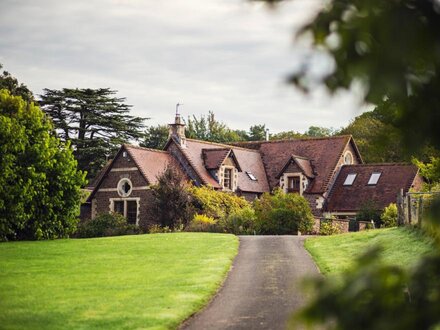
top-left (343, 173), bottom-right (357, 186)
top-left (368, 172), bottom-right (381, 185)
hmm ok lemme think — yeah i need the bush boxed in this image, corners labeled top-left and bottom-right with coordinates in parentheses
top-left (186, 214), bottom-right (219, 232)
top-left (219, 206), bottom-right (257, 235)
top-left (189, 186), bottom-right (250, 220)
top-left (320, 220), bottom-right (342, 235)
top-left (76, 213), bottom-right (139, 238)
top-left (149, 166), bottom-right (194, 230)
top-left (148, 224), bottom-right (172, 234)
top-left (356, 200), bottom-right (381, 227)
top-left (254, 189), bottom-right (314, 235)
top-left (381, 203), bottom-right (398, 228)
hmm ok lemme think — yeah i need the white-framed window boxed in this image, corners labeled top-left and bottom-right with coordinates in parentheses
top-left (110, 198), bottom-right (140, 225)
top-left (224, 168), bottom-right (232, 190)
top-left (343, 173), bottom-right (357, 186)
top-left (117, 178), bottom-right (133, 197)
top-left (246, 171), bottom-right (257, 181)
top-left (220, 166), bottom-right (237, 191)
top-left (344, 151), bottom-right (353, 165)
top-left (368, 172), bottom-right (381, 185)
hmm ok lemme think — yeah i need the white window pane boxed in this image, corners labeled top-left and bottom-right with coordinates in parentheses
top-left (343, 173), bottom-right (357, 185)
top-left (246, 171), bottom-right (257, 181)
top-left (368, 173), bottom-right (381, 185)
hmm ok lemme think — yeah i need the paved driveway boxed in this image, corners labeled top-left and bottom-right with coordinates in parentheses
top-left (180, 235), bottom-right (320, 330)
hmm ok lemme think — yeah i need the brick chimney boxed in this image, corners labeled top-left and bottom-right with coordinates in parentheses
top-left (168, 105), bottom-right (186, 147)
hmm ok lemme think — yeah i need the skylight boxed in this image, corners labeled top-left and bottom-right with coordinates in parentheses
top-left (343, 173), bottom-right (357, 186)
top-left (368, 172), bottom-right (381, 185)
top-left (246, 171), bottom-right (257, 181)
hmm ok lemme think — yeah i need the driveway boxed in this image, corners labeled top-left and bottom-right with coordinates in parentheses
top-left (180, 235), bottom-right (320, 330)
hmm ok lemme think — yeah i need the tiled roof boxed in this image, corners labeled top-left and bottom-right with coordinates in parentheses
top-left (276, 155), bottom-right (315, 179)
top-left (124, 145), bottom-right (186, 185)
top-left (232, 136), bottom-right (357, 193)
top-left (326, 163), bottom-right (420, 212)
top-left (181, 139), bottom-right (270, 193)
top-left (202, 148), bottom-right (231, 170)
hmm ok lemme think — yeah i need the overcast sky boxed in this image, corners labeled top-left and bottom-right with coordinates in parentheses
top-left (1, 0), bottom-right (368, 134)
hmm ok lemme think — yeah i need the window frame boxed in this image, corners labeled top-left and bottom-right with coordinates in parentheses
top-left (343, 173), bottom-right (357, 186)
top-left (368, 172), bottom-right (381, 185)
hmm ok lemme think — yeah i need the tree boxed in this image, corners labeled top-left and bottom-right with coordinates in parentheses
top-left (305, 126), bottom-right (336, 137)
top-left (0, 63), bottom-right (34, 103)
top-left (0, 89), bottom-right (86, 240)
top-left (271, 130), bottom-right (304, 140)
top-left (288, 0), bottom-right (440, 152)
top-left (149, 166), bottom-right (193, 229)
top-left (248, 124), bottom-right (267, 141)
top-left (39, 88), bottom-right (146, 179)
top-left (141, 124), bottom-right (169, 150)
top-left (186, 111), bottom-right (245, 143)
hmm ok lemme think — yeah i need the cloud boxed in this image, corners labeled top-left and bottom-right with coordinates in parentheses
top-left (0, 0), bottom-right (365, 134)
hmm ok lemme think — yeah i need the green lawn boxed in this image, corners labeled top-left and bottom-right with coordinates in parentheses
top-left (0, 233), bottom-right (238, 330)
top-left (305, 227), bottom-right (435, 275)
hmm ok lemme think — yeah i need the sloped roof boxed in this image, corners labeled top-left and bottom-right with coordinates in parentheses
top-left (326, 163), bottom-right (420, 212)
top-left (232, 136), bottom-right (359, 193)
top-left (202, 148), bottom-right (231, 170)
top-left (124, 145), bottom-right (185, 185)
top-left (276, 155), bottom-right (315, 179)
top-left (177, 139), bottom-right (269, 193)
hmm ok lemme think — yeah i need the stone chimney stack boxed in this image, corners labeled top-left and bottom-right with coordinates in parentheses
top-left (168, 104), bottom-right (186, 147)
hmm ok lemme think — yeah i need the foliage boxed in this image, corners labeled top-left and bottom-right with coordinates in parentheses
top-left (271, 130), bottom-right (304, 140)
top-left (356, 200), bottom-right (381, 227)
top-left (305, 126), bottom-right (337, 137)
top-left (186, 111), bottom-right (245, 143)
top-left (248, 124), bottom-right (267, 141)
top-left (76, 212), bottom-right (139, 238)
top-left (0, 233), bottom-right (238, 329)
top-left (295, 246), bottom-right (440, 330)
top-left (0, 64), bottom-right (34, 103)
top-left (381, 203), bottom-right (398, 228)
top-left (254, 189), bottom-right (314, 234)
top-left (413, 157), bottom-right (440, 190)
top-left (319, 220), bottom-right (342, 236)
top-left (189, 186), bottom-right (250, 220)
top-left (219, 206), bottom-right (257, 235)
top-left (150, 166), bottom-right (194, 229)
top-left (148, 224), bottom-right (173, 234)
top-left (39, 88), bottom-right (146, 179)
top-left (186, 214), bottom-right (219, 232)
top-left (140, 124), bottom-right (169, 150)
top-left (0, 89), bottom-right (86, 241)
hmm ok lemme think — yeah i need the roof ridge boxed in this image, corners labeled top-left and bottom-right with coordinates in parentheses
top-left (232, 135), bottom-right (351, 145)
top-left (123, 143), bottom-right (170, 154)
top-left (186, 138), bottom-right (261, 153)
top-left (343, 163), bottom-right (415, 167)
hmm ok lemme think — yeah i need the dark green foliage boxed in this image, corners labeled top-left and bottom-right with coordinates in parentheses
top-left (141, 124), bottom-right (169, 149)
top-left (356, 200), bottom-right (381, 227)
top-left (0, 64), bottom-right (34, 103)
top-left (295, 247), bottom-right (440, 330)
top-left (0, 89), bottom-right (86, 240)
top-left (76, 213), bottom-right (139, 238)
top-left (150, 166), bottom-right (194, 229)
top-left (248, 124), bottom-right (267, 141)
top-left (254, 189), bottom-right (314, 234)
top-left (219, 206), bottom-right (257, 235)
top-left (39, 88), bottom-right (146, 179)
top-left (305, 126), bottom-right (337, 137)
top-left (186, 111), bottom-right (245, 143)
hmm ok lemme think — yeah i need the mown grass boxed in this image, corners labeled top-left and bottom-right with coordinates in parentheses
top-left (0, 233), bottom-right (238, 329)
top-left (305, 227), bottom-right (435, 275)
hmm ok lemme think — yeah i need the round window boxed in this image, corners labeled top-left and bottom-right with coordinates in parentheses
top-left (344, 151), bottom-right (353, 165)
top-left (117, 178), bottom-right (132, 197)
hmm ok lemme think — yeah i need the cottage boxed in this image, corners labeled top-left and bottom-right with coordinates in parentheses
top-left (83, 113), bottom-right (423, 225)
